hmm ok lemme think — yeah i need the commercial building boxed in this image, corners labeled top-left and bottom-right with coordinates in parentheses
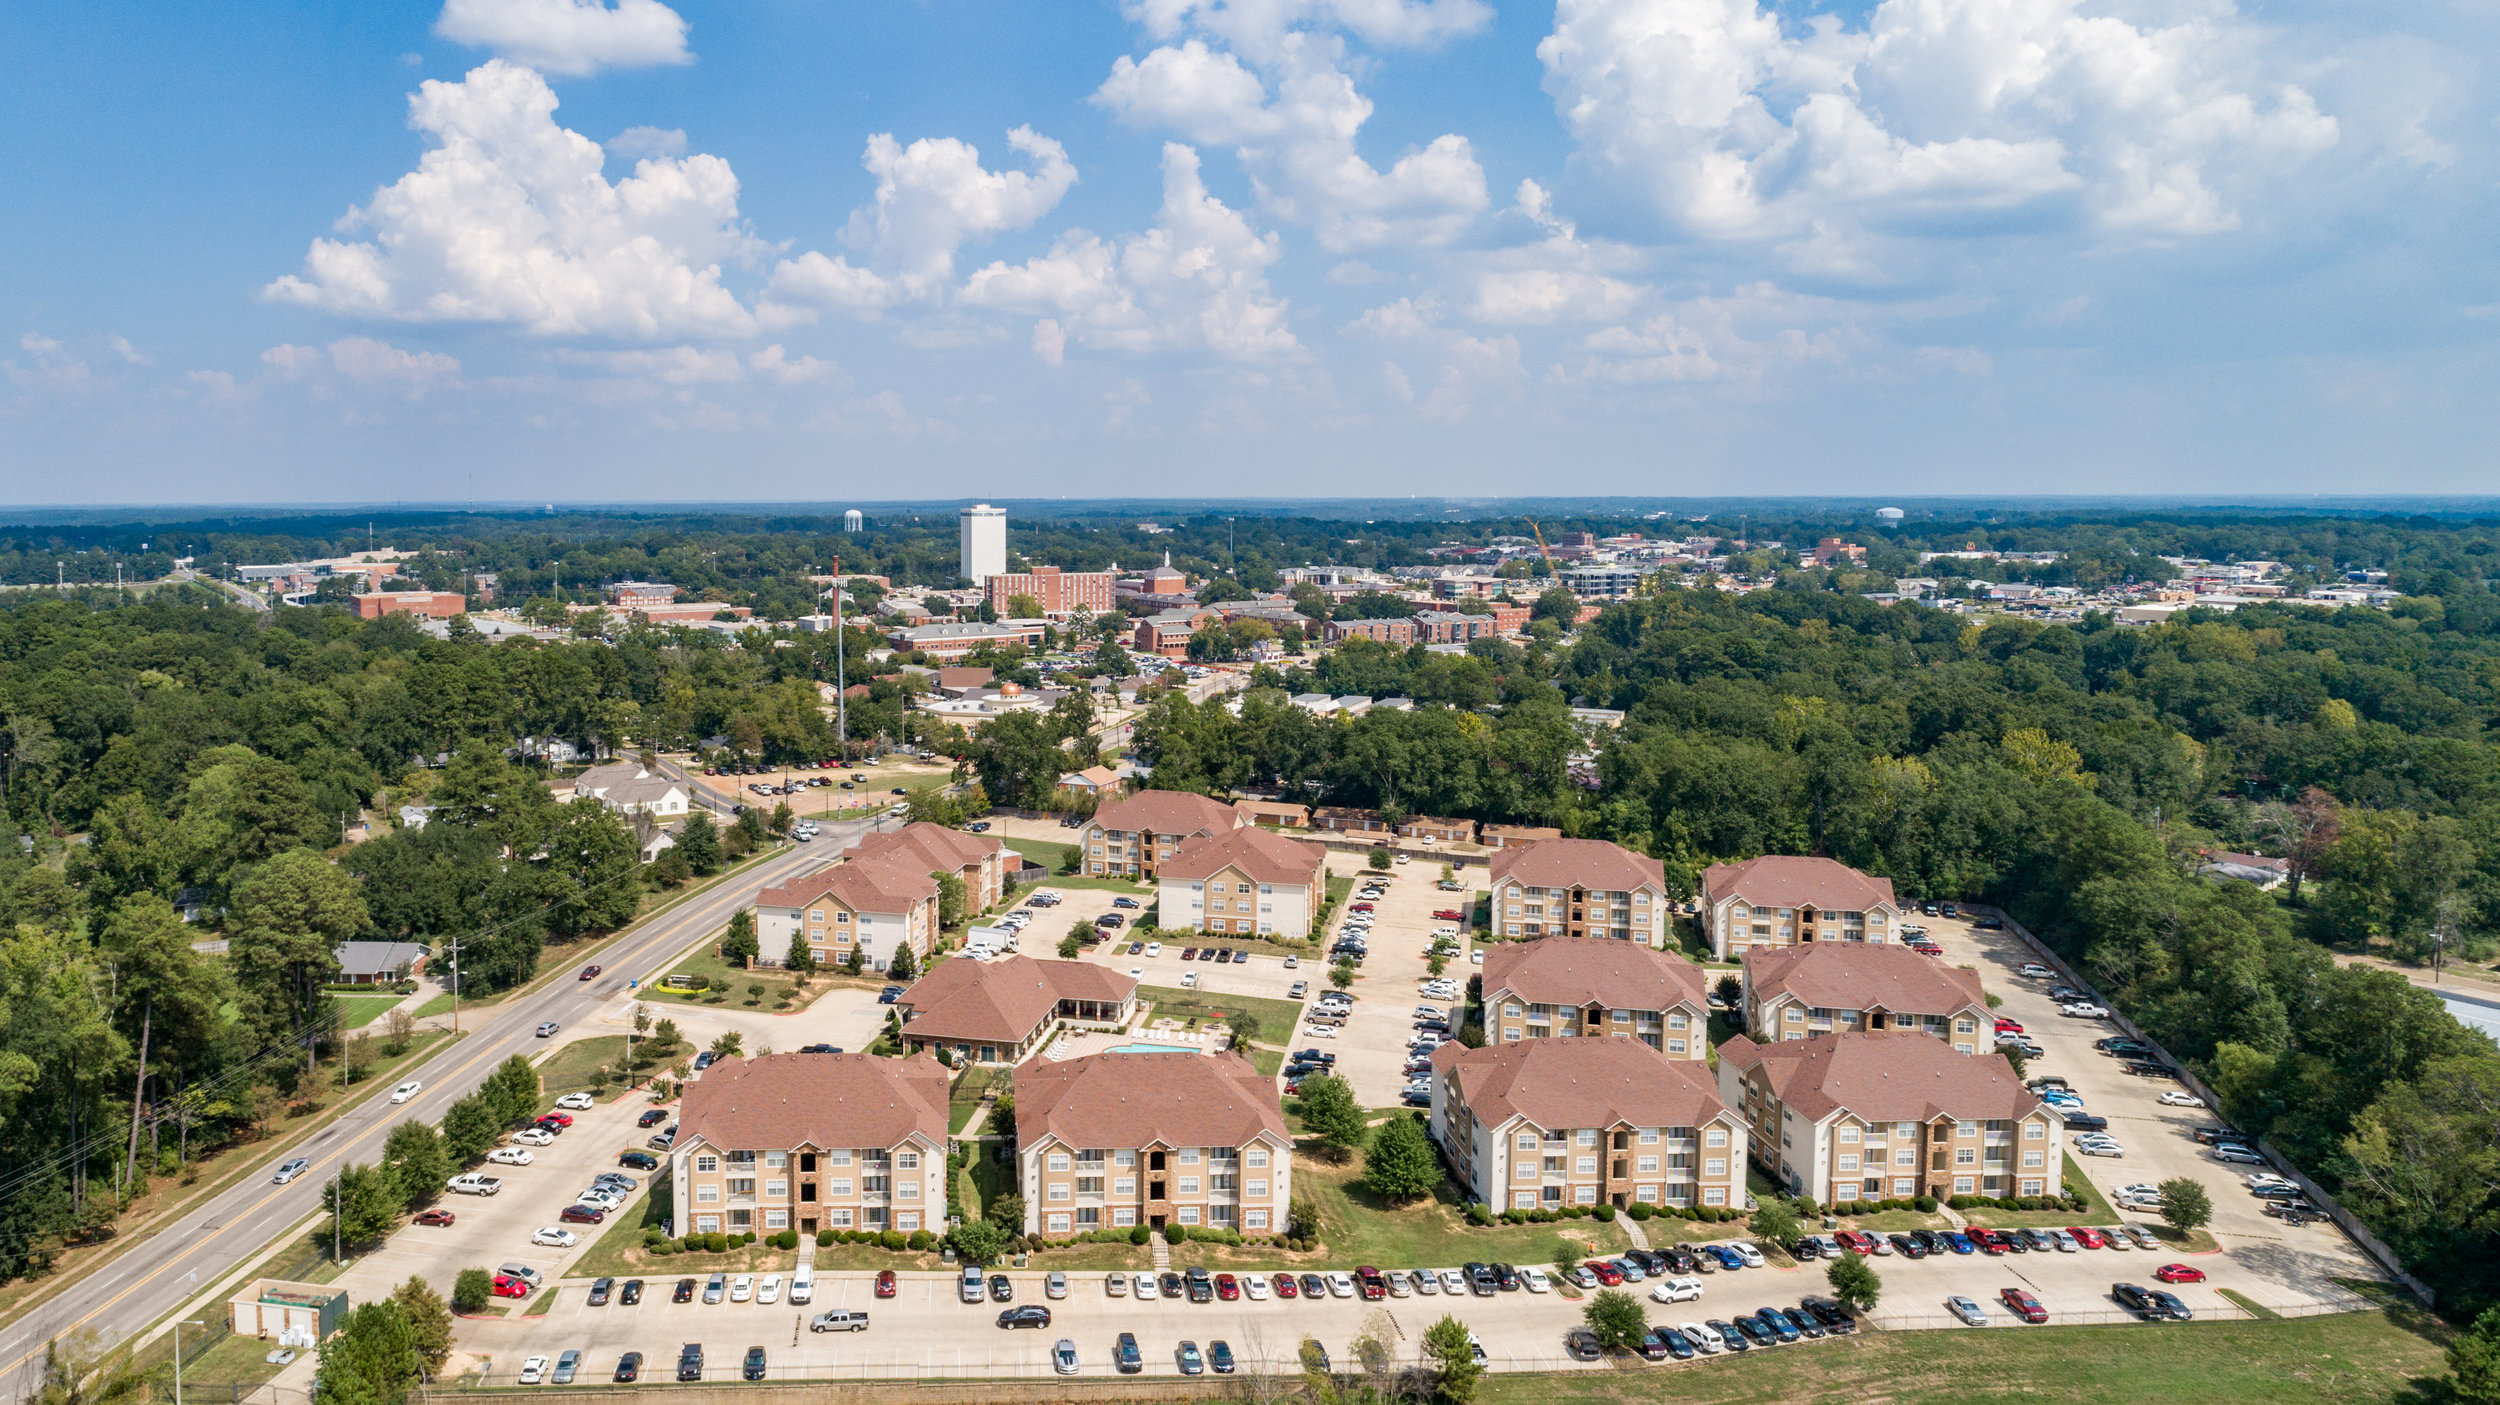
top-left (669, 1053), bottom-right (950, 1237)
top-left (1742, 942), bottom-right (1991, 1051)
top-left (1428, 1038), bottom-right (1746, 1213)
top-left (1486, 838), bottom-right (1671, 945)
top-left (959, 504), bottom-right (1008, 584)
top-left (895, 957), bottom-right (1137, 1065)
top-left (985, 565), bottom-right (1117, 620)
top-left (752, 857), bottom-right (940, 974)
top-left (351, 590), bottom-right (468, 620)
top-left (889, 620), bottom-right (1049, 658)
top-left (1715, 1031), bottom-right (2059, 1203)
top-left (1480, 938), bottom-right (1709, 1057)
top-left (1699, 855), bottom-right (1903, 960)
top-left (1132, 609), bottom-right (1212, 659)
top-left (1014, 1051), bottom-right (1292, 1236)
top-left (570, 762), bottom-right (692, 820)
top-left (1079, 789), bottom-right (1242, 880)
top-left (1156, 826), bottom-right (1329, 937)
top-left (606, 581), bottom-right (679, 609)
top-left (841, 821), bottom-right (1010, 914)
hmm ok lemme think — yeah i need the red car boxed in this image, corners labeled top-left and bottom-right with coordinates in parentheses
top-left (1999, 1287), bottom-right (2048, 1323)
top-left (1351, 903), bottom-right (1375, 913)
top-left (1994, 1018), bottom-right (2024, 1033)
top-left (2154, 1263), bottom-right (2207, 1284)
top-left (875, 1270), bottom-right (897, 1298)
top-left (2069, 1226), bottom-right (2106, 1249)
top-left (414, 1208), bottom-right (456, 1227)
top-left (1275, 1274), bottom-right (1299, 1299)
top-left (561, 1204), bottom-right (606, 1224)
top-left (1837, 1230), bottom-right (1881, 1255)
top-left (1970, 1228), bottom-right (2010, 1255)
top-left (1216, 1274), bottom-right (1240, 1301)
top-left (1590, 1261), bottom-right (1624, 1286)
top-left (1433, 909), bottom-right (1466, 922)
top-left (580, 965), bottom-right (602, 980)
top-left (492, 1275), bottom-right (531, 1299)
top-left (539, 1111), bottom-right (575, 1127)
top-left (1356, 1267), bottom-right (1385, 1301)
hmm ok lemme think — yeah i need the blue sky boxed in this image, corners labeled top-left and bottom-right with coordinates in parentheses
top-left (3, 0), bottom-right (2495, 503)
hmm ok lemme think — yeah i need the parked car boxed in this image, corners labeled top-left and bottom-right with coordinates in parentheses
top-left (612, 1353), bottom-right (643, 1383)
top-left (2154, 1263), bottom-right (2207, 1283)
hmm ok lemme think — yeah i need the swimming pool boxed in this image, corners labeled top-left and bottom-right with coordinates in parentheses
top-left (1108, 1042), bottom-right (1197, 1055)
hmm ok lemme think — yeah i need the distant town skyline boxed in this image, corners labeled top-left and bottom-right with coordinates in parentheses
top-left (5, 0), bottom-right (2496, 501)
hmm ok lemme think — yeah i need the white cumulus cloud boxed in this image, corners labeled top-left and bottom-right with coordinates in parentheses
top-left (435, 0), bottom-right (692, 76)
top-left (262, 61), bottom-right (765, 339)
top-left (1538, 0), bottom-right (2338, 242)
top-left (961, 143), bottom-right (1298, 361)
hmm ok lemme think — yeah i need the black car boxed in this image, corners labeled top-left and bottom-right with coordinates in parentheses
top-left (1636, 1330), bottom-right (1672, 1362)
top-left (620, 1150), bottom-right (661, 1170)
top-left (1732, 1316), bottom-right (1777, 1348)
top-left (1888, 1233), bottom-right (1928, 1259)
top-left (1784, 1305), bottom-right (1825, 1339)
top-left (879, 986), bottom-right (906, 1003)
top-left (676, 1346), bottom-right (704, 1382)
top-left (1493, 1262), bottom-right (1521, 1291)
top-left (2192, 1125), bottom-right (2247, 1145)
top-left (1562, 1329), bottom-right (1602, 1362)
top-left (2113, 1283), bottom-right (2178, 1319)
top-left (1707, 1319), bottom-right (1749, 1353)
top-left (2064, 1113), bottom-right (2110, 1132)
top-left (637, 1109), bottom-right (669, 1128)
top-left (1209, 1341), bottom-right (1236, 1375)
top-left (619, 1278), bottom-right (644, 1305)
top-left (1160, 1272), bottom-right (1185, 1300)
top-left (1909, 1229), bottom-right (1945, 1254)
top-left (1186, 1267), bottom-right (1214, 1302)
top-left (998, 1305), bottom-right (1053, 1329)
top-left (672, 1278), bottom-right (698, 1303)
top-left (989, 1273), bottom-right (1013, 1302)
top-left (588, 1277), bottom-right (614, 1306)
top-left (1114, 1333), bottom-right (1142, 1374)
top-left (1789, 1236), bottom-right (1822, 1261)
top-left (1801, 1297), bottom-right (1858, 1335)
top-left (741, 1348), bottom-right (766, 1382)
top-left (613, 1353), bottom-right (643, 1383)
top-left (1663, 1246), bottom-right (1698, 1275)
top-left (2125, 1061), bottom-right (2180, 1079)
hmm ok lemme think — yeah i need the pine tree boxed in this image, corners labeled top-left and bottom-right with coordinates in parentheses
top-left (887, 942), bottom-right (918, 982)
top-left (1363, 1114), bottom-right (1440, 1201)
top-left (720, 909), bottom-right (759, 968)
top-left (784, 928), bottom-right (816, 977)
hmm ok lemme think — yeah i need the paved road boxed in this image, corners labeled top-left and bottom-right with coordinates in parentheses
top-left (0, 823), bottom-right (887, 1395)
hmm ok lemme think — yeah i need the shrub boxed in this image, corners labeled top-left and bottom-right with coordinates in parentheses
top-left (1913, 1195), bottom-right (1937, 1214)
top-left (880, 1230), bottom-right (906, 1250)
top-left (1130, 1224), bottom-right (1152, 1245)
top-left (1466, 1205), bottom-right (1493, 1227)
top-left (704, 1231), bottom-right (728, 1252)
top-left (1627, 1202), bottom-right (1654, 1221)
top-left (816, 1229), bottom-right (835, 1247)
top-left (1593, 1203), bottom-right (1617, 1222)
top-left (908, 1229), bottom-right (934, 1250)
top-left (1165, 1222), bottom-right (1187, 1244)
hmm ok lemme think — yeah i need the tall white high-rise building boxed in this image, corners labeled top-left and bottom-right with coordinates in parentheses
top-left (959, 503), bottom-right (1008, 584)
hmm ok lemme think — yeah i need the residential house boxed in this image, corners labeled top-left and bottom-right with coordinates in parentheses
top-left (2198, 851), bottom-right (2290, 890)
top-left (333, 941), bottom-right (426, 985)
top-left (1396, 815), bottom-right (1475, 844)
top-left (1428, 1038), bottom-right (1746, 1213)
top-left (1312, 806), bottom-right (1387, 834)
top-left (668, 1053), bottom-right (950, 1238)
top-left (843, 822), bottom-right (1009, 914)
top-left (1232, 800), bottom-right (1311, 829)
top-left (1487, 838), bottom-right (1670, 946)
top-left (1715, 1031), bottom-right (2059, 1204)
top-left (896, 957), bottom-right (1137, 1065)
top-left (1741, 944), bottom-right (1991, 1052)
top-left (1079, 789), bottom-right (1242, 879)
top-left (1479, 823), bottom-right (1560, 849)
top-left (1699, 855), bottom-right (1903, 960)
top-left (1014, 1051), bottom-right (1292, 1236)
top-left (1480, 938), bottom-right (1709, 1058)
top-left (571, 762), bottom-right (691, 819)
top-left (1157, 826), bottom-right (1329, 937)
top-left (1058, 765), bottom-right (1122, 796)
top-left (753, 858), bottom-right (940, 974)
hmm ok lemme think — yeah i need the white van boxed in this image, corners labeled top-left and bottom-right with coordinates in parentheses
top-left (789, 1266), bottom-right (814, 1305)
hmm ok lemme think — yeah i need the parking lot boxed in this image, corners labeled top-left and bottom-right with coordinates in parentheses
top-left (1914, 911), bottom-right (2387, 1316)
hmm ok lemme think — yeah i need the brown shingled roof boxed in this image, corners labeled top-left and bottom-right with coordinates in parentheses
top-left (1743, 942), bottom-right (1986, 1015)
top-left (846, 822), bottom-right (1003, 874)
top-left (898, 956), bottom-right (1137, 1046)
top-left (1481, 937), bottom-right (1707, 1013)
top-left (1430, 1038), bottom-right (1731, 1132)
top-left (1157, 826), bottom-right (1327, 887)
top-left (1488, 837), bottom-right (1666, 892)
top-left (1014, 1051), bottom-right (1286, 1151)
top-left (754, 852), bottom-right (939, 915)
top-left (1093, 789), bottom-right (1241, 838)
top-left (1717, 1030), bottom-right (2041, 1125)
top-left (1702, 855), bottom-right (1897, 912)
top-left (677, 1052), bottom-right (949, 1152)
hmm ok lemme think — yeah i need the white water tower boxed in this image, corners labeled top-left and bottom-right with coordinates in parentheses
top-left (844, 509), bottom-right (864, 533)
top-left (1876, 507), bottom-right (1905, 528)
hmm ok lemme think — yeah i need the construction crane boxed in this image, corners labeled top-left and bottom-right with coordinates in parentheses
top-left (1525, 519), bottom-right (1555, 563)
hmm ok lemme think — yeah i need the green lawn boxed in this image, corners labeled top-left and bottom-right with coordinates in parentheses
top-left (335, 994), bottom-right (407, 1028)
top-left (641, 943), bottom-right (821, 1009)
top-left (1137, 984), bottom-right (1305, 1046)
top-left (1185, 1154), bottom-right (1630, 1273)
top-left (1961, 1153), bottom-right (2123, 1228)
top-left (1003, 837), bottom-right (1078, 870)
top-left (1479, 1307), bottom-right (2452, 1405)
top-left (949, 1066), bottom-right (1000, 1135)
top-left (532, 1034), bottom-right (677, 1109)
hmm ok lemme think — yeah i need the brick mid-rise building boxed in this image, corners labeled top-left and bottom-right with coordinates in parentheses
top-left (352, 590), bottom-right (468, 620)
top-left (1488, 838), bottom-right (1670, 946)
top-left (1015, 1051), bottom-right (1292, 1237)
top-left (669, 1053), bottom-right (949, 1238)
top-left (1429, 1038), bottom-right (1745, 1213)
top-left (1079, 789), bottom-right (1241, 880)
top-left (1480, 937), bottom-right (1709, 1057)
top-left (985, 565), bottom-right (1117, 621)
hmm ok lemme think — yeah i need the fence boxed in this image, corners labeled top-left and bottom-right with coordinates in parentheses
top-left (1967, 902), bottom-right (2437, 1309)
top-left (1870, 1293), bottom-right (2380, 1332)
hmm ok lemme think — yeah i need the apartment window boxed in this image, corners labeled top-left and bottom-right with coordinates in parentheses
top-left (1113, 1208), bottom-right (1136, 1226)
top-left (2024, 1123), bottom-right (2046, 1140)
top-left (1516, 1133), bottom-right (1539, 1151)
top-left (1115, 1150), bottom-right (1137, 1166)
top-left (694, 1216), bottom-right (720, 1234)
top-left (1640, 1129), bottom-right (1659, 1145)
top-left (1838, 1155), bottom-right (1861, 1173)
top-left (1954, 1177), bottom-right (1975, 1194)
top-left (1177, 1207), bottom-right (1201, 1225)
top-left (1702, 1187), bottom-right (1726, 1206)
top-left (1049, 1153), bottom-right (1070, 1173)
top-left (1705, 1158), bottom-right (1727, 1177)
top-left (696, 1185), bottom-right (720, 1203)
top-left (1247, 1179), bottom-right (1268, 1198)
top-left (764, 1180), bottom-right (786, 1199)
top-left (1048, 1184), bottom-right (1071, 1202)
top-left (1838, 1126), bottom-right (1859, 1143)
top-left (1705, 1128), bottom-right (1728, 1148)
top-left (1244, 1210), bottom-right (1269, 1230)
top-left (1179, 1150), bottom-right (1200, 1165)
top-left (1574, 1185), bottom-right (1597, 1205)
top-left (1637, 1156), bottom-right (1659, 1173)
top-left (1178, 1178), bottom-right (1201, 1195)
top-left (1955, 1148), bottom-right (1977, 1166)
top-left (1576, 1129), bottom-right (1598, 1147)
top-left (1666, 1039), bottom-right (1688, 1054)
top-left (1957, 1121), bottom-right (1977, 1139)
top-left (2022, 1151), bottom-right (2045, 1169)
top-left (830, 1150), bottom-right (852, 1166)
top-left (764, 1209), bottom-right (788, 1229)
top-left (1114, 1178), bottom-right (1136, 1196)
top-left (895, 1212), bottom-right (920, 1232)
top-left (1667, 1013), bottom-right (1688, 1030)
top-left (696, 1155), bottom-right (719, 1173)
top-left (828, 1209), bottom-right (852, 1228)
top-left (1892, 1178), bottom-right (1915, 1196)
top-left (1246, 1150), bottom-right (1268, 1168)
top-left (1047, 1214), bottom-right (1071, 1234)
top-left (1514, 1161), bottom-right (1536, 1180)
top-left (1611, 1010), bottom-right (1630, 1024)
top-left (1575, 1157), bottom-right (1597, 1175)
top-left (897, 1151), bottom-right (919, 1170)
top-left (829, 1179), bottom-right (852, 1196)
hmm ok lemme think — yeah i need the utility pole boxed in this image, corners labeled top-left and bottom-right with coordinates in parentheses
top-left (442, 934), bottom-right (465, 1035)
top-left (173, 1318), bottom-right (205, 1405)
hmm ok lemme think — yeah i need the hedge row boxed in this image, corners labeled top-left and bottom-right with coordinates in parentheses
top-left (1947, 1193), bottom-right (2090, 1213)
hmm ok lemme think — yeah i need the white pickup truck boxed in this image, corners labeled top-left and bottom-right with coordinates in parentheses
top-left (447, 1173), bottom-right (503, 1196)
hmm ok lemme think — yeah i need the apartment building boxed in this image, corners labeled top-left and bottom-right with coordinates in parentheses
top-left (1232, 800), bottom-right (1311, 830)
top-left (1079, 790), bottom-right (1241, 880)
top-left (1411, 610), bottom-right (1498, 645)
top-left (669, 1053), bottom-right (950, 1238)
top-left (1397, 815), bottom-right (1475, 843)
top-left (752, 857), bottom-right (939, 974)
top-left (1487, 838), bottom-right (1670, 946)
top-left (1715, 1031), bottom-right (2059, 1204)
top-left (1132, 610), bottom-right (1212, 659)
top-left (570, 762), bottom-right (691, 820)
top-left (984, 565), bottom-right (1117, 620)
top-left (1699, 855), bottom-right (1902, 961)
top-left (1014, 1052), bottom-right (1292, 1236)
top-left (1157, 826), bottom-right (1328, 937)
top-left (842, 822), bottom-right (1009, 914)
top-left (1326, 617), bottom-right (1417, 646)
top-left (1742, 943), bottom-right (1990, 1052)
top-left (1480, 938), bottom-right (1709, 1058)
top-left (896, 956), bottom-right (1137, 1065)
top-left (1479, 824), bottom-right (1560, 849)
top-left (1428, 1038), bottom-right (1746, 1213)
